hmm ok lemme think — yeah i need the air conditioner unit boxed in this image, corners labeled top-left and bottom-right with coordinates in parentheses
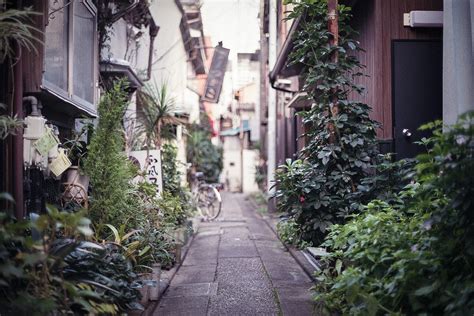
top-left (403, 11), bottom-right (443, 28)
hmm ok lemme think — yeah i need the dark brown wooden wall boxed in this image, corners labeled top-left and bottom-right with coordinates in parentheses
top-left (22, 0), bottom-right (47, 94)
top-left (350, 0), bottom-right (443, 140)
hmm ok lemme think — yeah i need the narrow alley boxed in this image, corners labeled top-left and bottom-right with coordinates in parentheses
top-left (153, 193), bottom-right (314, 316)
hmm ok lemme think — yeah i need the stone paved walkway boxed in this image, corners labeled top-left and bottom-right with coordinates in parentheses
top-left (153, 192), bottom-right (314, 316)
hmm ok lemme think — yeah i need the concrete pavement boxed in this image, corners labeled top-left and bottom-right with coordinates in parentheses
top-left (153, 193), bottom-right (314, 316)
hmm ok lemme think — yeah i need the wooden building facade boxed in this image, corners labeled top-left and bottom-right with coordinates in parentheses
top-left (267, 0), bottom-right (444, 165)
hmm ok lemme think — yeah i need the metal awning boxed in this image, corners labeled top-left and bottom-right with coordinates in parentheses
top-left (220, 121), bottom-right (251, 137)
top-left (269, 14), bottom-right (303, 83)
top-left (287, 92), bottom-right (311, 110)
top-left (100, 59), bottom-right (144, 90)
top-left (40, 85), bottom-right (98, 118)
top-left (269, 0), bottom-right (359, 83)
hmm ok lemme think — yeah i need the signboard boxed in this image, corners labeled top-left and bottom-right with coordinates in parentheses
top-left (49, 149), bottom-right (72, 177)
top-left (33, 127), bottom-right (59, 156)
top-left (129, 150), bottom-right (163, 196)
top-left (201, 45), bottom-right (230, 103)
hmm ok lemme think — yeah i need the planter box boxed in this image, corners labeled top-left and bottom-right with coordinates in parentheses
top-left (173, 227), bottom-right (187, 245)
top-left (138, 273), bottom-right (151, 305)
top-left (148, 264), bottom-right (161, 301)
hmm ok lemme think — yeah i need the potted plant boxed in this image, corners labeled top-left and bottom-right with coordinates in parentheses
top-left (62, 125), bottom-right (91, 205)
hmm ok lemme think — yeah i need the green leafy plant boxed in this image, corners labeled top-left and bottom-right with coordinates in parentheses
top-left (162, 144), bottom-right (188, 196)
top-left (186, 125), bottom-right (223, 183)
top-left (62, 122), bottom-right (93, 168)
top-left (313, 112), bottom-right (474, 315)
top-left (84, 80), bottom-right (142, 235)
top-left (136, 83), bottom-right (184, 152)
top-left (277, 217), bottom-right (312, 249)
top-left (0, 201), bottom-right (140, 315)
top-left (0, 104), bottom-right (23, 139)
top-left (274, 0), bottom-right (380, 245)
top-left (0, 7), bottom-right (42, 63)
top-left (156, 192), bottom-right (188, 227)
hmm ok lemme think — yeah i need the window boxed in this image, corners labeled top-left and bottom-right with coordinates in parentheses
top-left (44, 0), bottom-right (98, 114)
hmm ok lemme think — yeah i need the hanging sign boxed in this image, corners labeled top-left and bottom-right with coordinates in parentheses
top-left (33, 127), bottom-right (59, 156)
top-left (49, 148), bottom-right (72, 177)
top-left (201, 45), bottom-right (230, 103)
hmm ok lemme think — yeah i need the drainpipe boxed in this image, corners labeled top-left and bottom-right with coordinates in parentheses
top-left (145, 20), bottom-right (160, 81)
top-left (269, 77), bottom-right (298, 94)
top-left (267, 0), bottom-right (277, 203)
top-left (23, 96), bottom-right (40, 116)
top-left (12, 42), bottom-right (24, 219)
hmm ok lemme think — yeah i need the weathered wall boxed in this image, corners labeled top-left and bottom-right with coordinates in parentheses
top-left (350, 0), bottom-right (443, 139)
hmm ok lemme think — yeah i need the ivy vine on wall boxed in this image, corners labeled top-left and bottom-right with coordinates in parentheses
top-left (275, 0), bottom-right (381, 245)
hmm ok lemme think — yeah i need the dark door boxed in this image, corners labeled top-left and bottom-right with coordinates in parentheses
top-left (392, 41), bottom-right (442, 159)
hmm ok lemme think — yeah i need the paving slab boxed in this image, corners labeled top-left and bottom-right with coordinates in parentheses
top-left (163, 282), bottom-right (218, 298)
top-left (153, 193), bottom-right (314, 316)
top-left (218, 243), bottom-right (259, 258)
top-left (208, 282), bottom-right (279, 316)
top-left (155, 296), bottom-right (209, 316)
top-left (276, 286), bottom-right (315, 316)
top-left (172, 264), bottom-right (217, 285)
top-left (216, 257), bottom-right (268, 284)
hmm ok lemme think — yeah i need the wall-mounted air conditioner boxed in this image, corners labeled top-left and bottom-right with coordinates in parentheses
top-left (404, 11), bottom-right (443, 28)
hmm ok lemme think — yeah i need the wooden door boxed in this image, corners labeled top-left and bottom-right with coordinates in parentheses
top-left (392, 40), bottom-right (443, 159)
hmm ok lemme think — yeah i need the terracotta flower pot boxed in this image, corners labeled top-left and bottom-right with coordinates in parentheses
top-left (63, 166), bottom-right (89, 201)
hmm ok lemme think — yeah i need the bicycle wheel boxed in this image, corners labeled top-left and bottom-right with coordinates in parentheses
top-left (198, 186), bottom-right (222, 220)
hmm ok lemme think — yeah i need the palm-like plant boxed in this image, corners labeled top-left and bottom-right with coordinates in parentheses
top-left (0, 104), bottom-right (22, 139)
top-left (0, 8), bottom-right (42, 63)
top-left (136, 83), bottom-right (185, 152)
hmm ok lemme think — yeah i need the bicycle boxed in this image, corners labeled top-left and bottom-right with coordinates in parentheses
top-left (190, 172), bottom-right (222, 221)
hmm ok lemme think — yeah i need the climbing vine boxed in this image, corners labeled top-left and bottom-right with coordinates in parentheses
top-left (275, 0), bottom-right (380, 245)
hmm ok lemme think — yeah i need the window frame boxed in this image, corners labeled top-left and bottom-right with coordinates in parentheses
top-left (43, 0), bottom-right (98, 115)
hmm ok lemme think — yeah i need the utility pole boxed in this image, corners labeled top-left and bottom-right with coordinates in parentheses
top-left (267, 0), bottom-right (277, 202)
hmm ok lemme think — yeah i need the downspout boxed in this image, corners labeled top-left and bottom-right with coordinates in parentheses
top-left (267, 0), bottom-right (277, 202)
top-left (144, 19), bottom-right (159, 81)
top-left (269, 76), bottom-right (298, 93)
top-left (23, 96), bottom-right (40, 116)
top-left (12, 42), bottom-right (24, 219)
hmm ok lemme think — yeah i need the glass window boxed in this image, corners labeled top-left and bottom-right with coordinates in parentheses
top-left (43, 0), bottom-right (97, 111)
top-left (44, 0), bottom-right (68, 91)
top-left (72, 1), bottom-right (95, 103)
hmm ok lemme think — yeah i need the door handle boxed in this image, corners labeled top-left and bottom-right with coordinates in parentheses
top-left (402, 128), bottom-right (412, 137)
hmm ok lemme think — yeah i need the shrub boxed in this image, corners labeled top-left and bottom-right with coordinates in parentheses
top-left (0, 203), bottom-right (141, 315)
top-left (161, 143), bottom-right (193, 207)
top-left (156, 191), bottom-right (188, 227)
top-left (84, 81), bottom-right (142, 235)
top-left (313, 112), bottom-right (474, 315)
top-left (274, 0), bottom-right (381, 245)
top-left (186, 125), bottom-right (223, 183)
top-left (277, 217), bottom-right (312, 249)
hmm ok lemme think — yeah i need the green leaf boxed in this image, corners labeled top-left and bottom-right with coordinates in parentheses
top-left (335, 259), bottom-right (343, 275)
top-left (414, 283), bottom-right (438, 296)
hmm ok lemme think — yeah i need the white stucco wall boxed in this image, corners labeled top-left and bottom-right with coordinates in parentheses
top-left (149, 0), bottom-right (200, 118)
top-left (147, 0), bottom-right (202, 179)
top-left (221, 136), bottom-right (259, 192)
